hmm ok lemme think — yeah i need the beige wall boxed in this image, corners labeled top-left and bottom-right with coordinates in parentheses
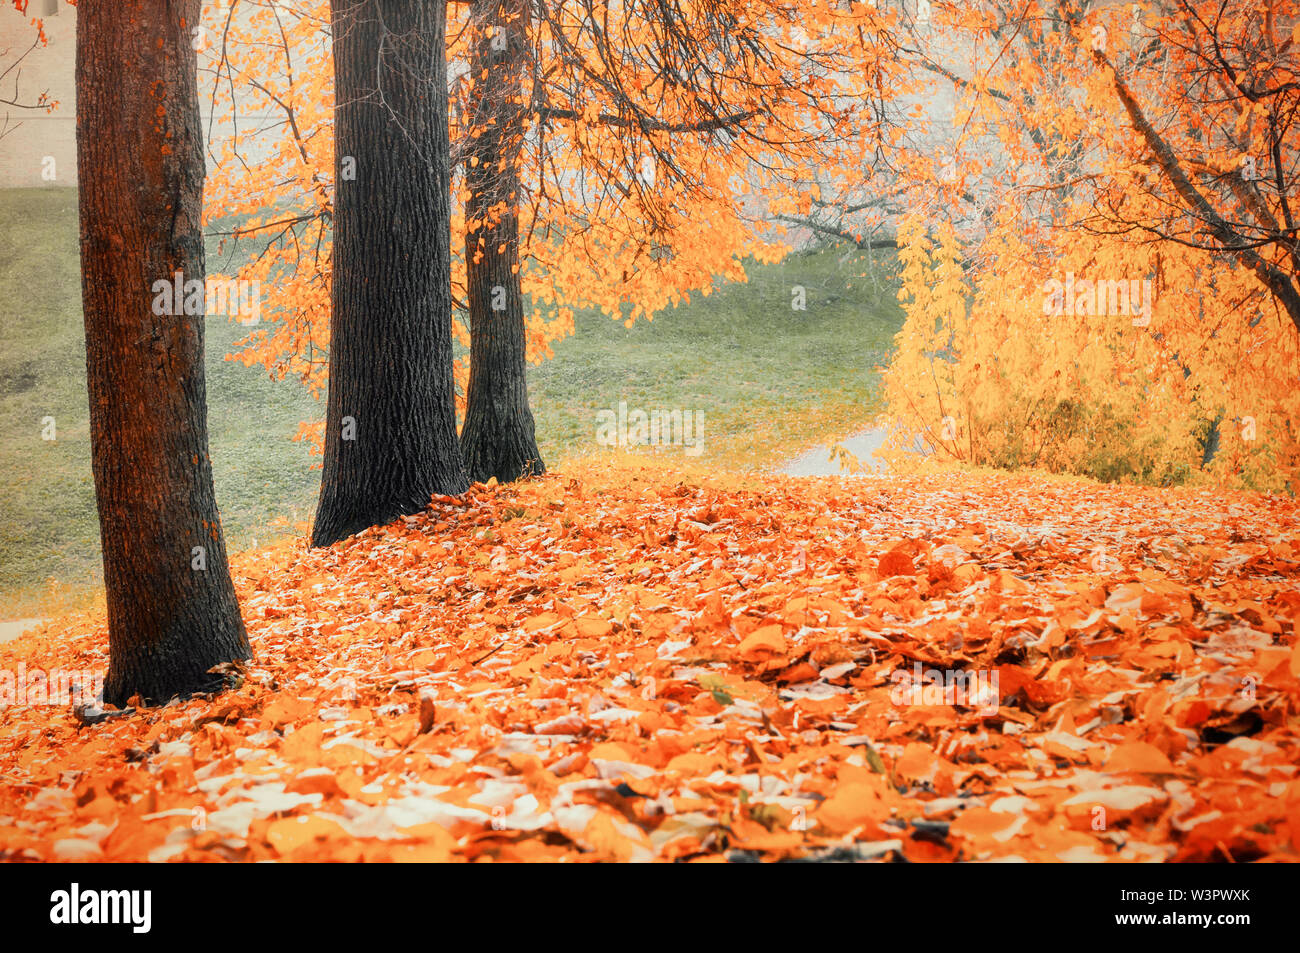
top-left (0, 1), bottom-right (279, 189)
top-left (0, 0), bottom-right (76, 188)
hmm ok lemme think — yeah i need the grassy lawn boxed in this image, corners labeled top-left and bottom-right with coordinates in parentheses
top-left (529, 245), bottom-right (902, 472)
top-left (0, 187), bottom-right (902, 616)
top-left (0, 189), bottom-right (322, 617)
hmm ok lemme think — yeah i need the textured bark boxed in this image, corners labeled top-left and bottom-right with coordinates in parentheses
top-left (313, 0), bottom-right (468, 547)
top-left (76, 0), bottom-right (250, 706)
top-left (460, 0), bottom-right (545, 484)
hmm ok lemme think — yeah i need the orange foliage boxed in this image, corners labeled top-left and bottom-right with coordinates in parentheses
top-left (200, 1), bottom-right (901, 441)
top-left (3, 466), bottom-right (1298, 861)
top-left (856, 1), bottom-right (1300, 490)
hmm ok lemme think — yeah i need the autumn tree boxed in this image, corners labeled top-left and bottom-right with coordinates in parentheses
top-left (862, 0), bottom-right (1300, 491)
top-left (201, 0), bottom-right (896, 475)
top-left (1082, 0), bottom-right (1300, 329)
top-left (456, 0), bottom-right (852, 483)
top-left (77, 0), bottom-right (250, 705)
top-left (459, 0), bottom-right (543, 484)
top-left (311, 0), bottom-right (468, 547)
top-left (519, 0), bottom-right (893, 318)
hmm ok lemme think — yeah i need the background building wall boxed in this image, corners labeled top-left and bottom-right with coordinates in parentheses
top-left (1, 1), bottom-right (279, 190)
top-left (0, 0), bottom-right (76, 188)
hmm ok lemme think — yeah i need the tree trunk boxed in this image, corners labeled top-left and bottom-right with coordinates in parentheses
top-left (460, 0), bottom-right (545, 484)
top-left (76, 0), bottom-right (250, 707)
top-left (313, 0), bottom-right (468, 547)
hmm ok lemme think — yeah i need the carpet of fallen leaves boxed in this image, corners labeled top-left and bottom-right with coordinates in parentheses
top-left (3, 463), bottom-right (1300, 862)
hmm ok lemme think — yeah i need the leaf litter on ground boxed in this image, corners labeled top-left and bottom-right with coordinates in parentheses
top-left (2, 462), bottom-right (1299, 862)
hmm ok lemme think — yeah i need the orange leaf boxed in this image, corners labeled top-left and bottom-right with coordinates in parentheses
top-left (1105, 741), bottom-right (1176, 774)
top-left (736, 624), bottom-right (786, 661)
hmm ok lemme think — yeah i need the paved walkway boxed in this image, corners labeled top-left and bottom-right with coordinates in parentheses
top-left (779, 426), bottom-right (892, 476)
top-left (0, 618), bottom-right (46, 644)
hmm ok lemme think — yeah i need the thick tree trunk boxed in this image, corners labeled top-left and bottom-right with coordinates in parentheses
top-left (313, 0), bottom-right (468, 547)
top-left (76, 0), bottom-right (250, 707)
top-left (460, 0), bottom-right (545, 484)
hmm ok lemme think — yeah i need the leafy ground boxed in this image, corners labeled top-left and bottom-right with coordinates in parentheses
top-left (0, 188), bottom-right (900, 616)
top-left (2, 463), bottom-right (1297, 862)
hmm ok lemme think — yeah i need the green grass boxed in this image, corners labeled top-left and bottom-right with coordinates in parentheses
top-left (0, 189), bottom-right (321, 616)
top-left (528, 246), bottom-right (903, 471)
top-left (0, 187), bottom-right (903, 616)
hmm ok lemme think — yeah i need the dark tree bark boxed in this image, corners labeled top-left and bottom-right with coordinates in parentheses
top-left (76, 0), bottom-right (250, 707)
top-left (313, 0), bottom-right (468, 547)
top-left (459, 0), bottom-right (545, 484)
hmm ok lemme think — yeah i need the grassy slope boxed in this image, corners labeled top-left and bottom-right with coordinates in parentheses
top-left (0, 187), bottom-right (902, 615)
top-left (529, 245), bottom-right (901, 471)
top-left (0, 189), bottom-right (321, 616)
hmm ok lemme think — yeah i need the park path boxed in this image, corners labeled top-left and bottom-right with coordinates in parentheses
top-left (778, 425), bottom-right (901, 476)
top-left (0, 618), bottom-right (45, 644)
